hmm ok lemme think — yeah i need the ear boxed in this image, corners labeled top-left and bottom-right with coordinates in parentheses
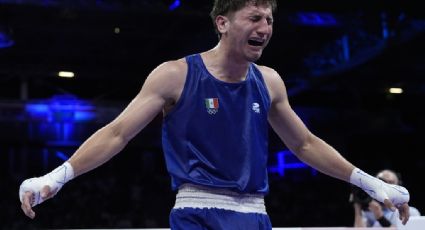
top-left (216, 15), bottom-right (230, 34)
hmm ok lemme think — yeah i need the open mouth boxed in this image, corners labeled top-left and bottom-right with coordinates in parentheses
top-left (248, 39), bottom-right (264, 47)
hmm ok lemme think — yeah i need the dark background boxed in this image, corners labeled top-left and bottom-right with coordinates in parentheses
top-left (0, 0), bottom-right (424, 229)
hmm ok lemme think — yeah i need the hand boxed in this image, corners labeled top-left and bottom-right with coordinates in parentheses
top-left (20, 184), bottom-right (57, 219)
top-left (20, 191), bottom-right (35, 219)
top-left (382, 199), bottom-right (410, 225)
top-left (376, 184), bottom-right (410, 225)
top-left (19, 177), bottom-right (59, 219)
top-left (379, 183), bottom-right (410, 225)
top-left (350, 168), bottom-right (410, 225)
top-left (18, 162), bottom-right (74, 219)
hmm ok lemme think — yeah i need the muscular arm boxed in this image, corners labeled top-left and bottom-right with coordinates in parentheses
top-left (69, 60), bottom-right (187, 176)
top-left (19, 60), bottom-right (187, 218)
top-left (261, 66), bottom-right (355, 182)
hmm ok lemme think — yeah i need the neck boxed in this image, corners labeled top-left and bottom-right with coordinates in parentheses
top-left (202, 43), bottom-right (250, 83)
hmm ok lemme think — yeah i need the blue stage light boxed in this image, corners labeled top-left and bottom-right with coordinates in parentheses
top-left (25, 95), bottom-right (95, 123)
top-left (268, 150), bottom-right (316, 177)
top-left (169, 0), bottom-right (180, 11)
top-left (55, 151), bottom-right (70, 161)
top-left (291, 12), bottom-right (339, 27)
top-left (0, 31), bottom-right (14, 48)
top-left (25, 95), bottom-right (96, 145)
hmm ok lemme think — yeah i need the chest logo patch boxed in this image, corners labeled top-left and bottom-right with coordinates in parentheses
top-left (252, 102), bottom-right (260, 113)
top-left (205, 98), bottom-right (219, 114)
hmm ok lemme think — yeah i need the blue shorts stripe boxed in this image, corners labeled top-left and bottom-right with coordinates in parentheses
top-left (170, 207), bottom-right (272, 230)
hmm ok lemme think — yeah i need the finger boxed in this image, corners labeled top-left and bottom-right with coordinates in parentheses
top-left (41, 185), bottom-right (58, 200)
top-left (383, 199), bottom-right (396, 212)
top-left (399, 203), bottom-right (410, 225)
top-left (41, 185), bottom-right (51, 199)
top-left (21, 191), bottom-right (35, 219)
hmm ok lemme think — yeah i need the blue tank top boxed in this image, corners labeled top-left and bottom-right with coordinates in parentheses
top-left (162, 54), bottom-right (271, 194)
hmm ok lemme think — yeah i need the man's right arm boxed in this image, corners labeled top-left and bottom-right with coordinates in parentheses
top-left (68, 60), bottom-right (187, 177)
top-left (19, 59), bottom-right (187, 218)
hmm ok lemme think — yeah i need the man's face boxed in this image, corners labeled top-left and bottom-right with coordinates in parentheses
top-left (222, 3), bottom-right (273, 62)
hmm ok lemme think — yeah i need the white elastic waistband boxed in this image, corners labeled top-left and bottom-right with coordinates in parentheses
top-left (173, 184), bottom-right (267, 214)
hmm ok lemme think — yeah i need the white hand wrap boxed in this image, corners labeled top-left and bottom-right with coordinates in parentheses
top-left (350, 168), bottom-right (409, 206)
top-left (19, 162), bottom-right (74, 207)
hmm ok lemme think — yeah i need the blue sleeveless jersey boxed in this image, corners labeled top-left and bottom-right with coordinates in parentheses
top-left (162, 54), bottom-right (271, 194)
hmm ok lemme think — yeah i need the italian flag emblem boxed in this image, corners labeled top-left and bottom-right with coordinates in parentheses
top-left (205, 98), bottom-right (219, 114)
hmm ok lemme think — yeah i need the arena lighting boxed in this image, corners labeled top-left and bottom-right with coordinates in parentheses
top-left (268, 150), bottom-right (317, 177)
top-left (389, 87), bottom-right (403, 94)
top-left (25, 95), bottom-right (95, 123)
top-left (25, 95), bottom-right (96, 147)
top-left (0, 30), bottom-right (14, 48)
top-left (55, 151), bottom-right (70, 161)
top-left (291, 12), bottom-right (339, 27)
top-left (169, 0), bottom-right (180, 11)
top-left (58, 71), bottom-right (75, 78)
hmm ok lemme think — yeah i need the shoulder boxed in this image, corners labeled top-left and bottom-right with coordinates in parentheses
top-left (146, 58), bottom-right (187, 88)
top-left (141, 58), bottom-right (188, 101)
top-left (254, 64), bottom-right (279, 79)
top-left (151, 58), bottom-right (188, 79)
top-left (254, 64), bottom-right (287, 102)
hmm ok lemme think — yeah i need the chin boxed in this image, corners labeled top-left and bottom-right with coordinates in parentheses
top-left (247, 53), bottom-right (262, 62)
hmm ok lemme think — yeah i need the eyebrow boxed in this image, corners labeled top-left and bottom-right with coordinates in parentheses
top-left (248, 12), bottom-right (273, 20)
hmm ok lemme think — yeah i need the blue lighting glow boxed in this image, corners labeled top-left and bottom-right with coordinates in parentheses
top-left (26, 104), bottom-right (50, 113)
top-left (292, 12), bottom-right (338, 27)
top-left (268, 150), bottom-right (316, 176)
top-left (25, 95), bottom-right (95, 123)
top-left (0, 31), bottom-right (14, 48)
top-left (25, 95), bottom-right (96, 146)
top-left (169, 0), bottom-right (180, 11)
top-left (55, 151), bottom-right (70, 161)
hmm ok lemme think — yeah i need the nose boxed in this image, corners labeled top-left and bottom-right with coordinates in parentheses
top-left (257, 19), bottom-right (272, 36)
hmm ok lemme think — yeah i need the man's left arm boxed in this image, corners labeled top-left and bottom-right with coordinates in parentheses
top-left (260, 66), bottom-right (410, 224)
top-left (261, 66), bottom-right (354, 181)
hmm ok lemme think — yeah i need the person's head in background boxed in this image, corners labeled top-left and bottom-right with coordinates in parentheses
top-left (376, 169), bottom-right (401, 185)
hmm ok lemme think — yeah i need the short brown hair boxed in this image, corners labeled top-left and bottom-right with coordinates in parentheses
top-left (210, 0), bottom-right (277, 37)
